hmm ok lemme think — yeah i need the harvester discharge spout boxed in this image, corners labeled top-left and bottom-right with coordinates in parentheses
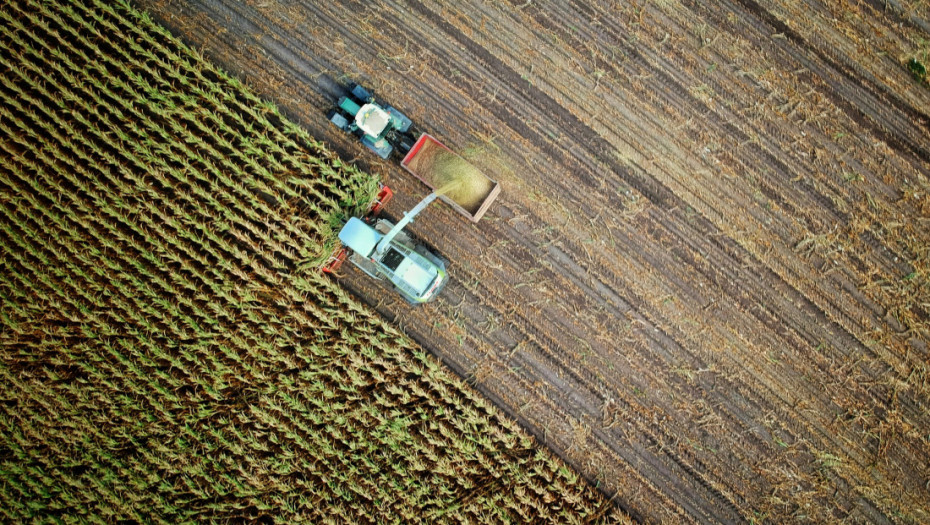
top-left (374, 191), bottom-right (440, 258)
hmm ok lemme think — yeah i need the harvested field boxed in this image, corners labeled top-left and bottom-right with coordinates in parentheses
top-left (0, 0), bottom-right (626, 522)
top-left (137, 0), bottom-right (930, 521)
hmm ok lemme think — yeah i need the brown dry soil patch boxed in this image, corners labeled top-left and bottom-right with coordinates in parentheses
top-left (134, 0), bottom-right (930, 522)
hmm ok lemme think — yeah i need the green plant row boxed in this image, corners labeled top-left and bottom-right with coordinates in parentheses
top-left (0, 0), bottom-right (625, 523)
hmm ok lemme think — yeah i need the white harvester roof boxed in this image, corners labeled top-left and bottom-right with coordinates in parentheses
top-left (396, 257), bottom-right (435, 295)
top-left (338, 217), bottom-right (381, 257)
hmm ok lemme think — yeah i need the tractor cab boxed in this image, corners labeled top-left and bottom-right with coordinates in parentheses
top-left (328, 83), bottom-right (415, 159)
top-left (355, 104), bottom-right (391, 137)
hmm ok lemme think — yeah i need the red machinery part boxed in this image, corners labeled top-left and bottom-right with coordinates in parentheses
top-left (368, 185), bottom-right (393, 216)
top-left (320, 247), bottom-right (348, 274)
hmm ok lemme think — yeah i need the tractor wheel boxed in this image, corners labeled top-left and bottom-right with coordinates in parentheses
top-left (396, 134), bottom-right (416, 156)
top-left (328, 109), bottom-right (350, 131)
top-left (349, 83), bottom-right (372, 103)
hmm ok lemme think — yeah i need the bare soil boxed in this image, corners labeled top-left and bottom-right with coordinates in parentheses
top-left (135, 0), bottom-right (930, 522)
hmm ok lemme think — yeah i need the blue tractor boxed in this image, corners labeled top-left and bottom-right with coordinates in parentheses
top-left (327, 83), bottom-right (418, 159)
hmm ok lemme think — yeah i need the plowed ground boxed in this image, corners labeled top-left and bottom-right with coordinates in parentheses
top-left (136, 0), bottom-right (930, 522)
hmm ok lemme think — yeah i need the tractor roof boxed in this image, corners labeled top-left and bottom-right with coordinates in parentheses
top-left (355, 103), bottom-right (391, 137)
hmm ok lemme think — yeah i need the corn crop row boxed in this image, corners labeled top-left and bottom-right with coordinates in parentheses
top-left (0, 0), bottom-right (624, 523)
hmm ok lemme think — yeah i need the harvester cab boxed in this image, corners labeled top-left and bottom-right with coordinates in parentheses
top-left (327, 83), bottom-right (417, 159)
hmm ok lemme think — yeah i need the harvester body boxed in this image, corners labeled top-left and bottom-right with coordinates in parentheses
top-left (338, 207), bottom-right (447, 304)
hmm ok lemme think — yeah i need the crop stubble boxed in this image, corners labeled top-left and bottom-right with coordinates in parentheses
top-left (134, 0), bottom-right (930, 522)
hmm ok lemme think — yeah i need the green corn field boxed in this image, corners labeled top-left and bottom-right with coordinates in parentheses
top-left (0, 0), bottom-right (624, 522)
